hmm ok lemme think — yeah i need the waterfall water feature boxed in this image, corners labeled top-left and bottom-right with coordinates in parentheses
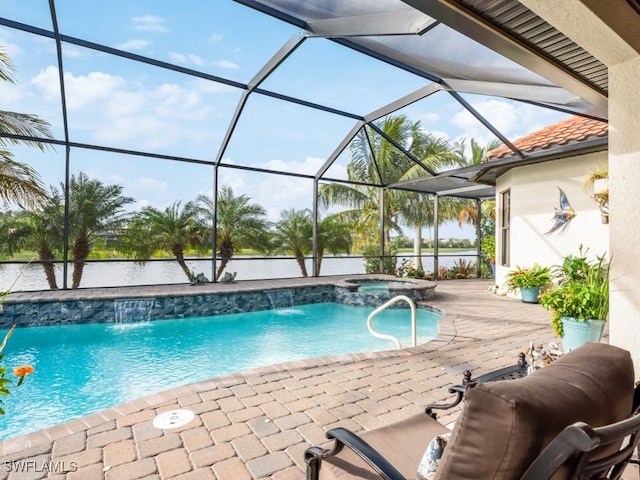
top-left (113, 299), bottom-right (155, 327)
top-left (266, 289), bottom-right (294, 310)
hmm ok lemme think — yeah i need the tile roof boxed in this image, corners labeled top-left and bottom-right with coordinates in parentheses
top-left (485, 115), bottom-right (608, 161)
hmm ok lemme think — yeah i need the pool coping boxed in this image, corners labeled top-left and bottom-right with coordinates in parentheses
top-left (1, 309), bottom-right (454, 454)
top-left (2, 274), bottom-right (437, 303)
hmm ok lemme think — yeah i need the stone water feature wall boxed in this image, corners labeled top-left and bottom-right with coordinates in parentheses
top-left (0, 277), bottom-right (437, 328)
top-left (0, 285), bottom-right (337, 328)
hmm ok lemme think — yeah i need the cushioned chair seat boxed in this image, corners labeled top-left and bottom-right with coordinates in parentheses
top-left (307, 343), bottom-right (637, 480)
top-left (433, 342), bottom-right (634, 479)
top-left (320, 413), bottom-right (449, 479)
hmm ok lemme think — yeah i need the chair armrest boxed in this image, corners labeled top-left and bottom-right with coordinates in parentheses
top-left (304, 427), bottom-right (404, 480)
top-left (426, 353), bottom-right (528, 418)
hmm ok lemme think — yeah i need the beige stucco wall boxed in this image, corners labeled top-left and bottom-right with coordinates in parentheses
top-left (521, 0), bottom-right (640, 370)
top-left (608, 58), bottom-right (640, 368)
top-left (494, 153), bottom-right (609, 293)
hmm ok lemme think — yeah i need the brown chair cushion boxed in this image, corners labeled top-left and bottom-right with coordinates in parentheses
top-left (434, 342), bottom-right (635, 480)
top-left (320, 413), bottom-right (450, 479)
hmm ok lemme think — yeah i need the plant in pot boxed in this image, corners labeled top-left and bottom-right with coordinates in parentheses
top-left (539, 248), bottom-right (610, 352)
top-left (506, 263), bottom-right (552, 303)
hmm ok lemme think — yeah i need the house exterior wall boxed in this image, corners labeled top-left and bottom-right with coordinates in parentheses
top-left (494, 152), bottom-right (609, 293)
top-left (521, 0), bottom-right (640, 382)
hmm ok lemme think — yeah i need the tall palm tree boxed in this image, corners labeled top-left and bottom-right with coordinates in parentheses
top-left (320, 115), bottom-right (462, 269)
top-left (123, 200), bottom-right (206, 282)
top-left (320, 116), bottom-right (422, 246)
top-left (452, 138), bottom-right (501, 249)
top-left (197, 186), bottom-right (270, 281)
top-left (0, 47), bottom-right (53, 208)
top-left (65, 173), bottom-right (134, 288)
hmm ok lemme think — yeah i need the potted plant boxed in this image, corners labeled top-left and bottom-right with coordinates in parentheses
top-left (506, 263), bottom-right (552, 303)
top-left (539, 248), bottom-right (610, 352)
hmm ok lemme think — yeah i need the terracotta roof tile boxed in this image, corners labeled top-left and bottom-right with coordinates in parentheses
top-left (485, 115), bottom-right (608, 161)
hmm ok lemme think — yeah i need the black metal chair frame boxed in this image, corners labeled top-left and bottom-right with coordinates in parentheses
top-left (305, 355), bottom-right (640, 480)
top-left (305, 354), bottom-right (528, 480)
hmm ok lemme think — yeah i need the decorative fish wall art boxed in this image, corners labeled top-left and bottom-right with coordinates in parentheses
top-left (544, 187), bottom-right (576, 235)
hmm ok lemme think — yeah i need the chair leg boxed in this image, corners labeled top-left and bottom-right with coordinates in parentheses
top-left (305, 447), bottom-right (322, 480)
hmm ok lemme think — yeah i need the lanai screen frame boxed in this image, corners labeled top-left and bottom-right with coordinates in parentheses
top-left (0, 0), bottom-right (604, 290)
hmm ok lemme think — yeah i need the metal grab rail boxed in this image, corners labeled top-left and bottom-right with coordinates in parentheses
top-left (366, 295), bottom-right (417, 349)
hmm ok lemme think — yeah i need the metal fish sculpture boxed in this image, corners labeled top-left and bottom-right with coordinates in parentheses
top-left (544, 187), bottom-right (576, 235)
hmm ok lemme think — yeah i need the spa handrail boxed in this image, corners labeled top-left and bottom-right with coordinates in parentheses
top-left (367, 295), bottom-right (417, 349)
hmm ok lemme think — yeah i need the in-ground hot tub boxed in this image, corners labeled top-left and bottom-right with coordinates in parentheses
top-left (335, 275), bottom-right (437, 306)
top-left (347, 279), bottom-right (414, 293)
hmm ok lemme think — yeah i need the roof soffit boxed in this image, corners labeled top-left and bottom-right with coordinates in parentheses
top-left (400, 0), bottom-right (608, 116)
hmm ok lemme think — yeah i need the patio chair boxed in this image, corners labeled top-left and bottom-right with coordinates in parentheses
top-left (305, 343), bottom-right (640, 480)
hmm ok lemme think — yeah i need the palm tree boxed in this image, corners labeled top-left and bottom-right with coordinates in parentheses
top-left (197, 186), bottom-right (270, 281)
top-left (123, 200), bottom-right (206, 282)
top-left (66, 173), bottom-right (134, 288)
top-left (457, 199), bottom-right (496, 228)
top-left (0, 191), bottom-right (65, 289)
top-left (315, 216), bottom-right (352, 274)
top-left (452, 138), bottom-right (501, 258)
top-left (273, 209), bottom-right (313, 276)
top-left (320, 115), bottom-right (462, 270)
top-left (0, 47), bottom-right (53, 208)
top-left (452, 137), bottom-right (502, 165)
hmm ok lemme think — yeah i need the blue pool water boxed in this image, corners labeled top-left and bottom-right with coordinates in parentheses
top-left (357, 281), bottom-right (411, 293)
top-left (0, 302), bottom-right (440, 440)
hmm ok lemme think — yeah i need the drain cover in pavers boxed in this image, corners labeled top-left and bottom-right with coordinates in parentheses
top-left (152, 409), bottom-right (195, 429)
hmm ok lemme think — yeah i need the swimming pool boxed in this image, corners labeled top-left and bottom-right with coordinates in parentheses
top-left (0, 302), bottom-right (440, 440)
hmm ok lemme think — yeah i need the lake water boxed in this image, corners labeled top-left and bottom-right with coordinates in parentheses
top-left (0, 253), bottom-right (478, 291)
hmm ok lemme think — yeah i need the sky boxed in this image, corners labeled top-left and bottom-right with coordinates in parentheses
top-left (0, 0), bottom-right (570, 240)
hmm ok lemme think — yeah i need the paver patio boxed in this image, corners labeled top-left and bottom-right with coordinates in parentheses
top-left (0, 278), bottom-right (635, 479)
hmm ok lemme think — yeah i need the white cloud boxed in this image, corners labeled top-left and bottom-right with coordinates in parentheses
top-left (450, 99), bottom-right (518, 146)
top-left (0, 79), bottom-right (28, 105)
top-left (93, 114), bottom-right (176, 149)
top-left (169, 52), bottom-right (204, 66)
top-left (31, 67), bottom-right (125, 109)
top-left (168, 52), bottom-right (188, 63)
top-left (263, 156), bottom-right (325, 176)
top-left (132, 15), bottom-right (169, 33)
top-left (115, 39), bottom-right (151, 51)
top-left (136, 177), bottom-right (168, 193)
top-left (416, 112), bottom-right (439, 124)
top-left (31, 67), bottom-right (60, 99)
top-left (212, 59), bottom-right (239, 70)
top-left (450, 98), bottom-right (565, 146)
top-left (62, 46), bottom-right (88, 59)
top-left (0, 40), bottom-right (22, 59)
top-left (151, 83), bottom-right (208, 119)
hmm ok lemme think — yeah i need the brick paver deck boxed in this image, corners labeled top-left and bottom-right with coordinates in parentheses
top-left (0, 279), bottom-right (635, 479)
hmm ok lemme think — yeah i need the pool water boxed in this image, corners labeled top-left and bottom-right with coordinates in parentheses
top-left (0, 302), bottom-right (440, 440)
top-left (357, 281), bottom-right (411, 293)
